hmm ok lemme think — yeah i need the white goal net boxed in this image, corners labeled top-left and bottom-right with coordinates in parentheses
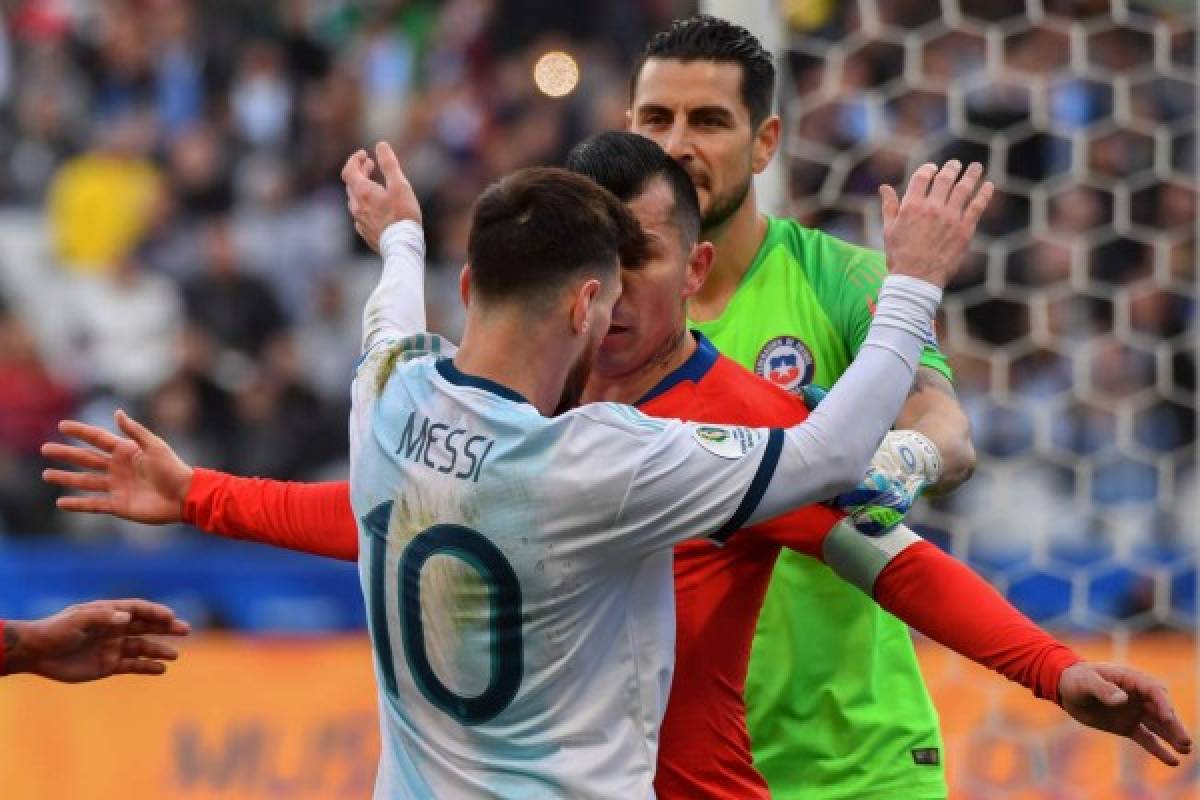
top-left (709, 0), bottom-right (1197, 795)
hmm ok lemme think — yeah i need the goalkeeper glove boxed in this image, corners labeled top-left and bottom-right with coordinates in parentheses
top-left (832, 430), bottom-right (943, 535)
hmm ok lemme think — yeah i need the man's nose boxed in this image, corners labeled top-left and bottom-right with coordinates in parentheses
top-left (662, 120), bottom-right (693, 160)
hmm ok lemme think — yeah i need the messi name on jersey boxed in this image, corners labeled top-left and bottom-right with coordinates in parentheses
top-left (397, 409), bottom-right (495, 482)
top-left (754, 335), bottom-right (816, 393)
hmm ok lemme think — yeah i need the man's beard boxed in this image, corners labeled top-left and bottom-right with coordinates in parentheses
top-left (554, 344), bottom-right (595, 416)
top-left (701, 174), bottom-right (753, 234)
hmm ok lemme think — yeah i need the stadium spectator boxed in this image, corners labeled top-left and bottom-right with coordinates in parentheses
top-left (0, 301), bottom-right (74, 533)
top-left (46, 110), bottom-right (161, 274)
top-left (68, 250), bottom-right (183, 399)
top-left (182, 218), bottom-right (287, 361)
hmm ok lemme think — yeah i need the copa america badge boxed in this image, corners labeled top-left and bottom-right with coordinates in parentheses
top-left (755, 336), bottom-right (816, 393)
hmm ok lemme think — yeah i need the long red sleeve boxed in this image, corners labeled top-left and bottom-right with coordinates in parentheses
top-left (183, 470), bottom-right (359, 561)
top-left (875, 540), bottom-right (1081, 703)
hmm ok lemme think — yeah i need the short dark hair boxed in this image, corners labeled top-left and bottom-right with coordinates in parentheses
top-left (631, 14), bottom-right (776, 127)
top-left (565, 131), bottom-right (701, 247)
top-left (467, 167), bottom-right (647, 304)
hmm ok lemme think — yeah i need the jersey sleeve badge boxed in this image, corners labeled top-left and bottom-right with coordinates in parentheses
top-left (692, 424), bottom-right (761, 459)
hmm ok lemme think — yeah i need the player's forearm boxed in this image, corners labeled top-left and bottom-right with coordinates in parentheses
top-left (362, 220), bottom-right (427, 353)
top-left (874, 539), bottom-right (1080, 702)
top-left (752, 277), bottom-right (941, 519)
top-left (184, 470), bottom-right (359, 561)
top-left (895, 368), bottom-right (976, 491)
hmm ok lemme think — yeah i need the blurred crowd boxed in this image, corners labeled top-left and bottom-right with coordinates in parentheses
top-left (0, 0), bottom-right (685, 537)
top-left (784, 0), bottom-right (1196, 563)
top-left (0, 0), bottom-right (1194, 569)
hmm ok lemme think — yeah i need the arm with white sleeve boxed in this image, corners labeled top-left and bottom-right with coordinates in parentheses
top-left (615, 161), bottom-right (994, 549)
top-left (342, 142), bottom-right (456, 356)
top-left (612, 274), bottom-right (944, 549)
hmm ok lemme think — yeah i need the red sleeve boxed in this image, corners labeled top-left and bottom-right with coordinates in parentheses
top-left (0, 619), bottom-right (7, 676)
top-left (875, 540), bottom-right (1081, 703)
top-left (183, 469), bottom-right (359, 562)
top-left (748, 504), bottom-right (846, 558)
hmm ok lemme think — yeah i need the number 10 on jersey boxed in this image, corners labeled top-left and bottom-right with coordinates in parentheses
top-left (362, 502), bottom-right (525, 725)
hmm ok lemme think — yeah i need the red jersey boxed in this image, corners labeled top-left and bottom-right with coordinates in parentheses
top-left (185, 334), bottom-right (1077, 799)
top-left (636, 335), bottom-right (842, 798)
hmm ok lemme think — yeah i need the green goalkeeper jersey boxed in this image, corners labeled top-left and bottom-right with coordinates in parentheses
top-left (691, 216), bottom-right (952, 800)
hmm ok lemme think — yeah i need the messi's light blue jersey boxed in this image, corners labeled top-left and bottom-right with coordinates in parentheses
top-left (349, 335), bottom-right (784, 799)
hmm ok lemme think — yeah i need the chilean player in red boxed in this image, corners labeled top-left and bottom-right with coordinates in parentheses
top-left (44, 136), bottom-right (1192, 792)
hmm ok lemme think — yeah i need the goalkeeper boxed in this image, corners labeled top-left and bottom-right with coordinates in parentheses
top-left (627, 15), bottom-right (975, 798)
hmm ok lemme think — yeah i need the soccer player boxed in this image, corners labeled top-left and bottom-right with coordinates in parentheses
top-left (1, 599), bottom-right (189, 682)
top-left (45, 141), bottom-right (1191, 795)
top-left (52, 145), bottom-right (961, 794)
top-left (627, 15), bottom-right (977, 797)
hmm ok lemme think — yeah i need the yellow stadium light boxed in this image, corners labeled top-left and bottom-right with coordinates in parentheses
top-left (533, 51), bottom-right (579, 98)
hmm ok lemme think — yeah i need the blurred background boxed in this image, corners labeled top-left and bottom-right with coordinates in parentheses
top-left (0, 0), bottom-right (1193, 797)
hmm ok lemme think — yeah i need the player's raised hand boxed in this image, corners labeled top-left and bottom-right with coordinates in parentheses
top-left (341, 141), bottom-right (422, 253)
top-left (41, 410), bottom-right (193, 525)
top-left (1058, 662), bottom-right (1193, 766)
top-left (4, 599), bottom-right (190, 683)
top-left (879, 160), bottom-right (993, 288)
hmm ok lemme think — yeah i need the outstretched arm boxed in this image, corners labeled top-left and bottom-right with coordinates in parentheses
top-left (1, 599), bottom-right (189, 683)
top-left (874, 536), bottom-right (1192, 766)
top-left (751, 499), bottom-right (1191, 766)
top-left (42, 412), bottom-right (359, 561)
top-left (343, 142), bottom-right (428, 353)
top-left (749, 162), bottom-right (992, 523)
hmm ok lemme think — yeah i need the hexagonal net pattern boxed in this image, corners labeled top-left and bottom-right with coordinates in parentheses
top-left (780, 0), bottom-right (1196, 795)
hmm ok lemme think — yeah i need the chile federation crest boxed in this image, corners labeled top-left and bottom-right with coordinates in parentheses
top-left (755, 336), bottom-right (816, 393)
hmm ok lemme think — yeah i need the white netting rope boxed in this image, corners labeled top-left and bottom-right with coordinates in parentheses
top-left (784, 0), bottom-right (1195, 630)
top-left (780, 2), bottom-right (1195, 792)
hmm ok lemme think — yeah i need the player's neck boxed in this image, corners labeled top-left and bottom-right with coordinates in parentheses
top-left (584, 326), bottom-right (697, 405)
top-left (688, 193), bottom-right (768, 324)
top-left (453, 313), bottom-right (576, 417)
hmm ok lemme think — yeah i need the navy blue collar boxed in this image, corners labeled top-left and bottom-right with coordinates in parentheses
top-left (635, 331), bottom-right (720, 406)
top-left (435, 358), bottom-right (532, 406)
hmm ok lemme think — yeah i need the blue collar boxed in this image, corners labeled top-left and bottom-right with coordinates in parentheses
top-left (435, 358), bottom-right (532, 406)
top-left (636, 331), bottom-right (720, 406)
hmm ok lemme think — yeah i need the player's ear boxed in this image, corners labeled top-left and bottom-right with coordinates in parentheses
top-left (459, 264), bottom-right (471, 308)
top-left (570, 278), bottom-right (602, 337)
top-left (752, 115), bottom-right (781, 174)
top-left (624, 107), bottom-right (634, 131)
top-left (682, 241), bottom-right (715, 299)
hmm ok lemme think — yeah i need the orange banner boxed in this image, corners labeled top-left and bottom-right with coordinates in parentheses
top-left (0, 637), bottom-right (381, 799)
top-left (0, 634), bottom-right (1194, 799)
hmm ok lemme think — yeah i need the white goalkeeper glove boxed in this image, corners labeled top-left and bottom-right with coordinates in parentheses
top-left (871, 429), bottom-right (943, 487)
top-left (832, 430), bottom-right (943, 535)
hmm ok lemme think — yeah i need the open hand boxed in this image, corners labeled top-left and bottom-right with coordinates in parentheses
top-left (341, 141), bottom-right (422, 253)
top-left (41, 410), bottom-right (192, 525)
top-left (1059, 661), bottom-right (1193, 766)
top-left (880, 160), bottom-right (993, 288)
top-left (5, 599), bottom-right (190, 682)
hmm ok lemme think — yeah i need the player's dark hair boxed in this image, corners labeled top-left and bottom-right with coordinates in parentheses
top-left (565, 131), bottom-right (701, 247)
top-left (467, 167), bottom-right (647, 304)
top-left (631, 14), bottom-right (776, 127)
